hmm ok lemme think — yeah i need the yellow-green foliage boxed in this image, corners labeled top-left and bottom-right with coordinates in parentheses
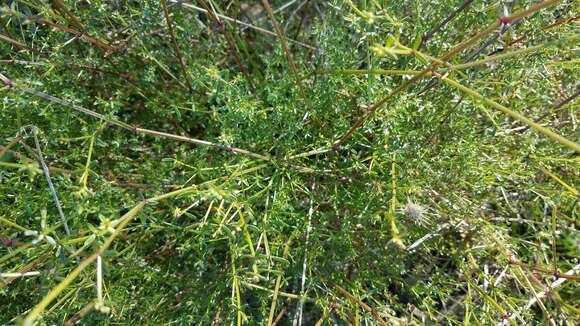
top-left (0, 0), bottom-right (578, 325)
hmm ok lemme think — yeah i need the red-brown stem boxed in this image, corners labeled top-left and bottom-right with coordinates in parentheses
top-left (196, 0), bottom-right (254, 92)
top-left (271, 306), bottom-right (287, 326)
top-left (30, 17), bottom-right (115, 54)
top-left (334, 285), bottom-right (388, 326)
top-left (0, 33), bottom-right (33, 51)
top-left (509, 260), bottom-right (580, 281)
top-left (64, 301), bottom-right (96, 326)
top-left (260, 0), bottom-right (311, 111)
top-left (507, 15), bottom-right (580, 47)
top-left (51, 0), bottom-right (85, 30)
top-left (135, 127), bottom-right (270, 161)
top-left (162, 0), bottom-right (193, 93)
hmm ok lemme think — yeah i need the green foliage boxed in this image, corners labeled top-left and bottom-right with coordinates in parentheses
top-left (0, 0), bottom-right (578, 325)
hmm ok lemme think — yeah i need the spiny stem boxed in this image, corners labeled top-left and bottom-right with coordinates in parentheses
top-left (325, 39), bottom-right (553, 75)
top-left (0, 33), bottom-right (32, 50)
top-left (464, 22), bottom-right (512, 62)
top-left (318, 69), bottom-right (424, 76)
top-left (499, 15), bottom-right (579, 49)
top-left (454, 43), bottom-right (546, 70)
top-left (1, 74), bottom-right (331, 174)
top-left (512, 266), bottom-right (553, 326)
top-left (241, 281), bottom-right (307, 301)
top-left (17, 85), bottom-right (133, 130)
top-left (0, 59), bottom-right (135, 80)
top-left (504, 263), bottom-right (580, 324)
top-left (64, 300), bottom-right (96, 326)
top-left (272, 306), bottom-right (287, 326)
top-left (0, 216), bottom-right (27, 232)
top-left (135, 127), bottom-right (269, 161)
top-left (538, 165), bottom-right (578, 195)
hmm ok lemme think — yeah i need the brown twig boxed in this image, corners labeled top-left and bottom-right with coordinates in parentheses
top-left (1, 143), bottom-right (155, 189)
top-left (495, 15), bottom-right (580, 50)
top-left (0, 74), bottom-right (331, 175)
top-left (0, 33), bottom-right (33, 51)
top-left (51, 0), bottom-right (84, 30)
top-left (29, 17), bottom-right (115, 54)
top-left (516, 87), bottom-right (580, 134)
top-left (196, 0), bottom-right (254, 92)
top-left (162, 0), bottom-right (193, 93)
top-left (420, 0), bottom-right (475, 49)
top-left (260, 0), bottom-right (311, 111)
top-left (0, 59), bottom-right (135, 80)
top-left (271, 305), bottom-right (287, 326)
top-left (63, 300), bottom-right (96, 325)
top-left (334, 285), bottom-right (388, 326)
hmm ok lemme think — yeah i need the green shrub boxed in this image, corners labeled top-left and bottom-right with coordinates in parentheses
top-left (0, 0), bottom-right (578, 325)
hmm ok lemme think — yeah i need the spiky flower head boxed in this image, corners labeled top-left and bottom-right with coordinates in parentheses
top-left (403, 202), bottom-right (429, 225)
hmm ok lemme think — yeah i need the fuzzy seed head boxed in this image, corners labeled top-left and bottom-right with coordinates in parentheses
top-left (404, 202), bottom-right (428, 224)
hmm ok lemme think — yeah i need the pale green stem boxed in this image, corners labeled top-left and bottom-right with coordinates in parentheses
top-left (439, 76), bottom-right (580, 152)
